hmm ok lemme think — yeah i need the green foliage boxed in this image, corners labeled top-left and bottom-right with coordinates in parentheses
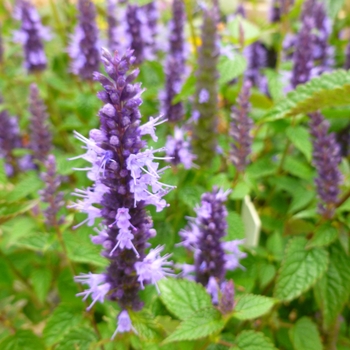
top-left (289, 317), bottom-right (323, 350)
top-left (274, 237), bottom-right (329, 301)
top-left (55, 327), bottom-right (97, 350)
top-left (0, 330), bottom-right (45, 350)
top-left (262, 70), bottom-right (350, 122)
top-left (163, 308), bottom-right (225, 343)
top-left (159, 278), bottom-right (212, 320)
top-left (231, 330), bottom-right (278, 350)
top-left (232, 294), bottom-right (276, 320)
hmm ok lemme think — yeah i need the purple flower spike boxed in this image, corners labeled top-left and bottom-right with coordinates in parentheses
top-left (29, 83), bottom-right (52, 164)
top-left (291, 16), bottom-right (314, 88)
top-left (309, 112), bottom-right (342, 219)
top-left (179, 187), bottom-right (246, 304)
top-left (71, 49), bottom-right (174, 329)
top-left (219, 280), bottom-right (235, 314)
top-left (39, 155), bottom-right (65, 228)
top-left (68, 0), bottom-right (100, 80)
top-left (13, 0), bottom-right (50, 73)
top-left (0, 97), bottom-right (22, 176)
top-left (161, 0), bottom-right (186, 122)
top-left (126, 5), bottom-right (145, 64)
top-left (230, 80), bottom-right (253, 172)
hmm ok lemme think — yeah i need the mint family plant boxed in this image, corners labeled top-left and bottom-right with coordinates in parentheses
top-left (0, 0), bottom-right (350, 349)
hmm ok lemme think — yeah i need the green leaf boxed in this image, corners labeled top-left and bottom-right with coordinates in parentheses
top-left (306, 224), bottom-right (338, 249)
top-left (286, 126), bottom-right (312, 162)
top-left (289, 317), bottom-right (322, 350)
top-left (31, 268), bottom-right (52, 304)
top-left (274, 237), bottom-right (329, 301)
top-left (262, 70), bottom-right (350, 122)
top-left (227, 17), bottom-right (260, 45)
top-left (0, 159), bottom-right (7, 184)
top-left (6, 173), bottom-right (42, 201)
top-left (43, 303), bottom-right (83, 346)
top-left (0, 200), bottom-right (38, 224)
top-left (55, 327), bottom-right (97, 350)
top-left (230, 181), bottom-right (251, 200)
top-left (0, 330), bottom-right (45, 350)
top-left (130, 310), bottom-right (162, 341)
top-left (218, 54), bottom-right (247, 86)
top-left (226, 212), bottom-right (245, 240)
top-left (158, 278), bottom-right (212, 320)
top-left (163, 308), bottom-right (224, 343)
top-left (172, 75), bottom-right (196, 104)
top-left (232, 294), bottom-right (276, 320)
top-left (314, 243), bottom-right (350, 330)
top-left (265, 69), bottom-right (285, 102)
top-left (282, 157), bottom-right (313, 180)
top-left (232, 330), bottom-right (278, 350)
top-left (324, 0), bottom-right (345, 18)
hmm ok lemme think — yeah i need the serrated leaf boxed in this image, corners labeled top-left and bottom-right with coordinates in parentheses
top-left (218, 54), bottom-right (247, 86)
top-left (282, 157), bottom-right (313, 180)
top-left (274, 237), bottom-right (328, 301)
top-left (227, 17), bottom-right (260, 45)
top-left (163, 308), bottom-right (224, 343)
top-left (314, 243), bottom-right (350, 330)
top-left (262, 70), bottom-right (350, 122)
top-left (55, 327), bottom-right (97, 350)
top-left (306, 224), bottom-right (338, 249)
top-left (130, 310), bottom-right (162, 341)
top-left (0, 200), bottom-right (38, 224)
top-left (158, 278), bottom-right (212, 320)
top-left (31, 268), bottom-right (52, 304)
top-left (232, 330), bottom-right (278, 350)
top-left (6, 173), bottom-right (42, 201)
top-left (0, 330), bottom-right (45, 350)
top-left (43, 303), bottom-right (83, 346)
top-left (226, 212), bottom-right (245, 240)
top-left (286, 126), bottom-right (312, 162)
top-left (289, 317), bottom-right (322, 350)
top-left (230, 181), bottom-right (250, 200)
top-left (232, 294), bottom-right (276, 320)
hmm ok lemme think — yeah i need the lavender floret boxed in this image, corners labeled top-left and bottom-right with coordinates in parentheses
top-left (68, 0), bottom-right (100, 80)
top-left (29, 84), bottom-right (52, 164)
top-left (230, 80), bottom-right (253, 172)
top-left (70, 49), bottom-right (174, 334)
top-left (13, 0), bottom-right (50, 73)
top-left (39, 155), bottom-right (65, 227)
top-left (309, 112), bottom-right (342, 219)
top-left (191, 7), bottom-right (219, 167)
top-left (219, 280), bottom-right (235, 314)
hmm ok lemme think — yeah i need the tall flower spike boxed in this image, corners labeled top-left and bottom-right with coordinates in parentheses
top-left (68, 0), bottom-right (100, 80)
top-left (29, 83), bottom-right (52, 164)
top-left (161, 0), bottom-right (186, 122)
top-left (191, 7), bottom-right (220, 167)
top-left (230, 80), bottom-right (253, 172)
top-left (0, 97), bottom-right (22, 176)
top-left (179, 187), bottom-right (246, 304)
top-left (309, 112), bottom-right (342, 219)
top-left (126, 5), bottom-right (145, 65)
top-left (290, 15), bottom-right (314, 88)
top-left (39, 155), bottom-right (65, 227)
top-left (13, 0), bottom-right (50, 73)
top-left (143, 1), bottom-right (158, 56)
top-left (71, 49), bottom-right (174, 335)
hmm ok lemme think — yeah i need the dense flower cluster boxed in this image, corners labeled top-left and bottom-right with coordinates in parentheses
top-left (191, 7), bottom-right (219, 167)
top-left (161, 0), bottom-right (186, 122)
top-left (40, 155), bottom-right (65, 228)
top-left (13, 0), bottom-right (50, 73)
top-left (68, 0), bottom-right (100, 79)
top-left (309, 112), bottom-right (342, 219)
top-left (179, 188), bottom-right (246, 306)
top-left (230, 80), bottom-right (253, 172)
top-left (29, 83), bottom-right (52, 164)
top-left (70, 49), bottom-right (174, 336)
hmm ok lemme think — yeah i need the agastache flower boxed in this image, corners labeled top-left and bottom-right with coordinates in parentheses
top-left (309, 112), bottom-right (342, 219)
top-left (0, 97), bottom-right (22, 176)
top-left (179, 188), bottom-right (246, 304)
top-left (29, 83), bottom-right (52, 164)
top-left (70, 49), bottom-right (174, 336)
top-left (143, 1), bottom-right (159, 56)
top-left (68, 0), bottom-right (100, 80)
top-left (13, 0), bottom-right (50, 73)
top-left (161, 0), bottom-right (186, 122)
top-left (191, 7), bottom-right (220, 167)
top-left (39, 155), bottom-right (65, 228)
top-left (230, 80), bottom-right (253, 172)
